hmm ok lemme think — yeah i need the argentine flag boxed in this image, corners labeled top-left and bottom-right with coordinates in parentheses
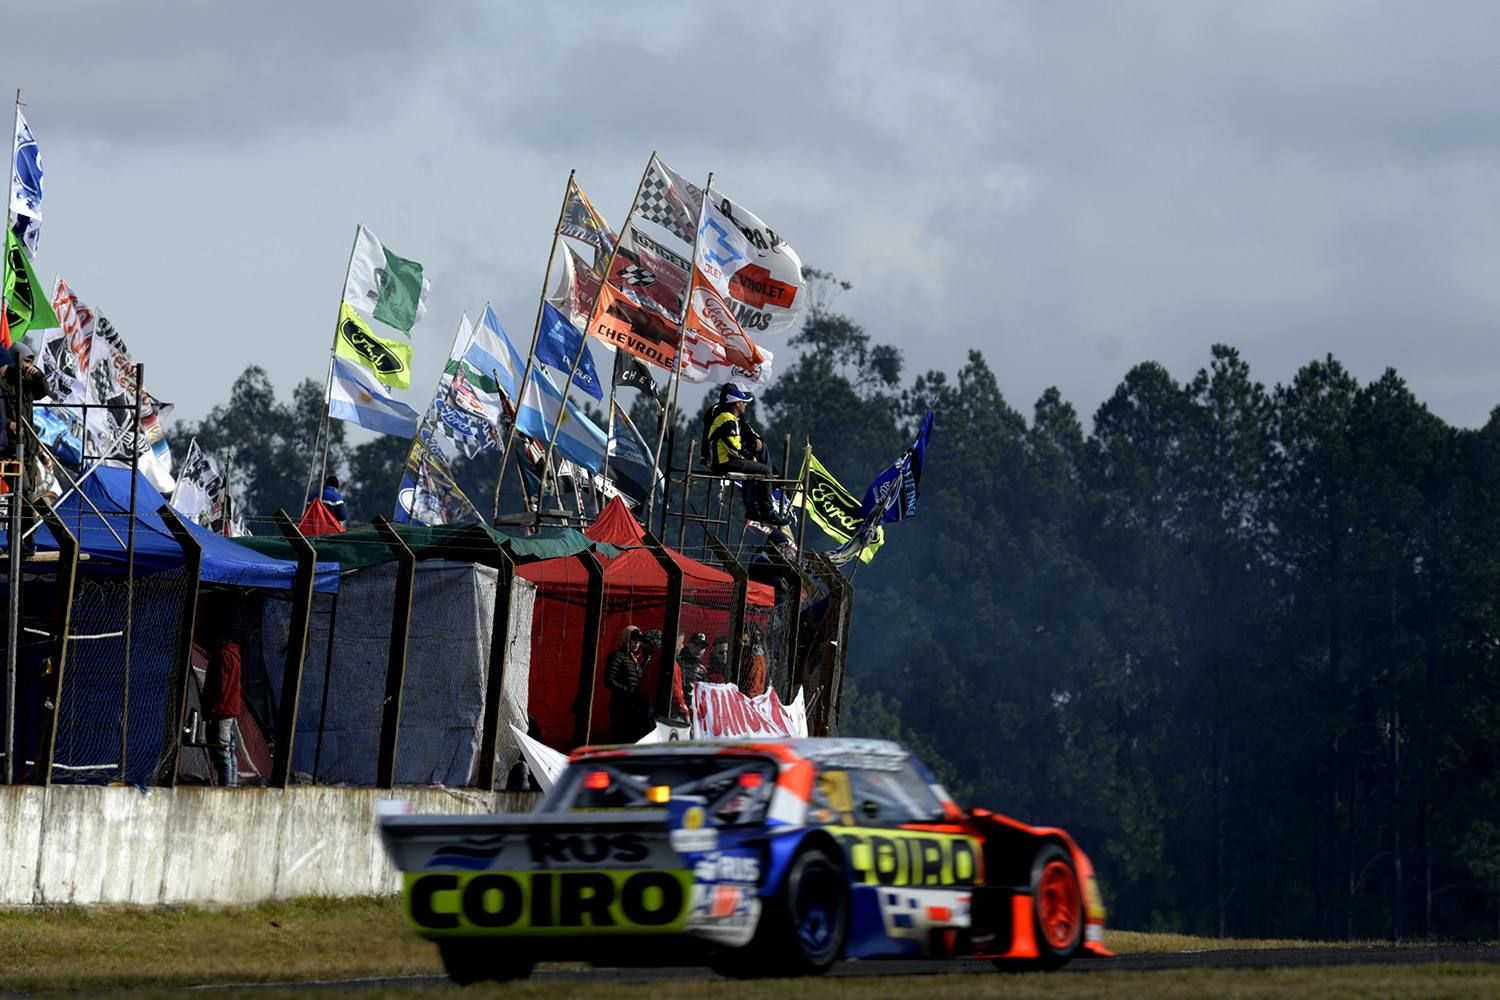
top-left (328, 356), bottom-right (421, 438)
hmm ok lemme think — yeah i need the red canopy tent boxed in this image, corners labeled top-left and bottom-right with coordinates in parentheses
top-left (518, 498), bottom-right (776, 605)
top-left (517, 498), bottom-right (776, 748)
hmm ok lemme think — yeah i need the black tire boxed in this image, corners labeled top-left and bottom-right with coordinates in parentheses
top-left (438, 941), bottom-right (535, 984)
top-left (712, 845), bottom-right (848, 978)
top-left (1029, 844), bottom-right (1084, 969)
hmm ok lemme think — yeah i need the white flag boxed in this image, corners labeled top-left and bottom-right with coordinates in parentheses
top-left (11, 107), bottom-right (43, 221)
top-left (698, 189), bottom-right (805, 336)
top-left (343, 224), bottom-right (430, 332)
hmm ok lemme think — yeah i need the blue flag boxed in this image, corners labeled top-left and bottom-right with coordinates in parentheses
top-left (860, 409), bottom-right (934, 525)
top-left (536, 302), bottom-right (603, 400)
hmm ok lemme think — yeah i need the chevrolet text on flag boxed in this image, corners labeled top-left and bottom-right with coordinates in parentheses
top-left (344, 224), bottom-right (430, 333)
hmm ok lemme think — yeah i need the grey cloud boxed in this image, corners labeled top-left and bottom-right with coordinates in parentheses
top-left (8, 0), bottom-right (447, 144)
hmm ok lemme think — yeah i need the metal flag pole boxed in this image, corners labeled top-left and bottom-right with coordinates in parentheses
top-left (600, 355), bottom-right (621, 484)
top-left (532, 156), bottom-right (655, 520)
top-left (2, 89), bottom-right (17, 346)
top-left (493, 169), bottom-right (576, 522)
top-left (3, 88), bottom-right (21, 784)
top-left (644, 171), bottom-right (713, 527)
top-left (304, 225), bottom-right (362, 518)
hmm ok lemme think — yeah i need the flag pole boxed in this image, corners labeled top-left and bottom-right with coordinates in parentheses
top-left (644, 171), bottom-right (712, 528)
top-left (304, 225), bottom-right (362, 518)
top-left (2, 89), bottom-right (20, 351)
top-left (600, 357), bottom-right (620, 483)
top-left (3, 89), bottom-right (21, 784)
top-left (493, 169), bottom-right (576, 522)
top-left (531, 156), bottom-right (655, 521)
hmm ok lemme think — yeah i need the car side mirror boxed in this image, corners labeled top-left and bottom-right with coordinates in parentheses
top-left (859, 800), bottom-right (880, 821)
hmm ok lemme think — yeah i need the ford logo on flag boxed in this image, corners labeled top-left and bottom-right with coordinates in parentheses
top-left (340, 319), bottom-right (406, 376)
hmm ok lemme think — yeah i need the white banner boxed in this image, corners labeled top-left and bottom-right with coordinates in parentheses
top-left (512, 724), bottom-right (569, 792)
top-left (691, 683), bottom-right (807, 740)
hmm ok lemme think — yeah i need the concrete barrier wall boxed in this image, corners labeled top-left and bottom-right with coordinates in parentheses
top-left (0, 785), bottom-right (541, 906)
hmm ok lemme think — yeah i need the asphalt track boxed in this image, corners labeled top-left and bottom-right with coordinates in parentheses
top-left (171, 944), bottom-right (1500, 992)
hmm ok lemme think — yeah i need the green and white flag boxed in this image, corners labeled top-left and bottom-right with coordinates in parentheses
top-left (343, 224), bottom-right (429, 333)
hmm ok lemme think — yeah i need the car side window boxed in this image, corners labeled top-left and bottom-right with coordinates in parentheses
top-left (809, 768), bottom-right (855, 826)
top-left (846, 764), bottom-right (946, 827)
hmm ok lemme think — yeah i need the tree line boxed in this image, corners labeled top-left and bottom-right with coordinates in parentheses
top-left (182, 277), bottom-right (1500, 940)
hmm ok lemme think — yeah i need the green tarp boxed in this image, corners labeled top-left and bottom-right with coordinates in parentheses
top-left (233, 522), bottom-right (619, 571)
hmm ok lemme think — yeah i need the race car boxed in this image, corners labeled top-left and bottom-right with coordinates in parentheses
top-left (379, 738), bottom-right (1111, 982)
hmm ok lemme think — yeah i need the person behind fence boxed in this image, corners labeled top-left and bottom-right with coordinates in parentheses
top-left (506, 715), bottom-right (544, 791)
top-left (200, 612), bottom-right (244, 787)
top-left (678, 632), bottom-right (708, 708)
top-left (707, 634), bottom-right (732, 684)
top-left (703, 383), bottom-right (790, 527)
top-left (306, 474), bottom-right (348, 523)
top-left (0, 344), bottom-right (49, 557)
top-left (605, 625), bottom-right (651, 743)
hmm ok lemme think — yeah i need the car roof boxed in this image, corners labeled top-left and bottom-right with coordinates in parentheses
top-left (574, 737), bottom-right (911, 769)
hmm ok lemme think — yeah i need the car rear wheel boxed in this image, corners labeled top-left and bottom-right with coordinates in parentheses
top-left (1031, 844), bottom-right (1083, 968)
top-left (712, 845), bottom-right (847, 978)
top-left (438, 941), bottom-right (535, 984)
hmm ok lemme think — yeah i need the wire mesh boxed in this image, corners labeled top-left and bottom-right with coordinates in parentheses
top-left (395, 561), bottom-right (497, 786)
top-left (44, 568), bottom-right (189, 785)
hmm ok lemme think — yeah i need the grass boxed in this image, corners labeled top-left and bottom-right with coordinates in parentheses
top-left (0, 896), bottom-right (1493, 995)
top-left (0, 896), bottom-right (440, 992)
top-left (1107, 928), bottom-right (1399, 953)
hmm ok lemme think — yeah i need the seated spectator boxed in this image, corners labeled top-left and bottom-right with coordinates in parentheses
top-left (703, 384), bottom-right (790, 528)
top-left (306, 474), bottom-right (348, 522)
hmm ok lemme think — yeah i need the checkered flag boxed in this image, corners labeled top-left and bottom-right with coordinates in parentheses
top-left (636, 155), bottom-right (701, 245)
top-left (618, 263), bottom-right (657, 287)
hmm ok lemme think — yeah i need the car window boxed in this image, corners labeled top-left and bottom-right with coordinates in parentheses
top-left (540, 755), bottom-right (778, 826)
top-left (810, 763), bottom-right (945, 827)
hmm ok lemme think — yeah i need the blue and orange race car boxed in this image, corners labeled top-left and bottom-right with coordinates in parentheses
top-left (379, 738), bottom-right (1111, 982)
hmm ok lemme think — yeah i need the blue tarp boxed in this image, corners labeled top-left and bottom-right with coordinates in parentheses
top-left (2, 466), bottom-right (340, 592)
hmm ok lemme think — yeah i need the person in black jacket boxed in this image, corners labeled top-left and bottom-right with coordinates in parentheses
top-left (605, 625), bottom-right (651, 743)
top-left (678, 632), bottom-right (709, 708)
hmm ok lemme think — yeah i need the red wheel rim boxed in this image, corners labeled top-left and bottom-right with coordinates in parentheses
top-left (1038, 860), bottom-right (1081, 950)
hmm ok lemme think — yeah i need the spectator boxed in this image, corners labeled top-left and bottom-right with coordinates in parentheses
top-left (506, 716), bottom-right (544, 791)
top-left (307, 474), bottom-right (348, 523)
top-left (707, 635), bottom-right (732, 684)
top-left (703, 384), bottom-right (790, 528)
top-left (741, 623), bottom-right (768, 697)
top-left (605, 625), bottom-right (651, 743)
top-left (678, 632), bottom-right (708, 707)
top-left (1, 344), bottom-right (49, 558)
top-left (199, 611), bottom-right (244, 787)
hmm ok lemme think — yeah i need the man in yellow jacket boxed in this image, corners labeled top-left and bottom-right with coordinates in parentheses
top-left (705, 384), bottom-right (789, 526)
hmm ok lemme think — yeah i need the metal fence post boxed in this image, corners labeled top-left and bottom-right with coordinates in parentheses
top-left (474, 543), bottom-right (516, 791)
top-left (704, 534), bottom-right (748, 685)
top-left (156, 506), bottom-right (202, 787)
top-left (31, 503), bottom-right (78, 786)
top-left (570, 551), bottom-right (606, 748)
top-left (270, 510), bottom-right (316, 788)
top-left (370, 516), bottom-right (414, 789)
top-left (642, 531), bottom-right (683, 721)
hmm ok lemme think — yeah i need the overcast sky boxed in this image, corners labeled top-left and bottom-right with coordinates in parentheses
top-left (11, 1), bottom-right (1500, 435)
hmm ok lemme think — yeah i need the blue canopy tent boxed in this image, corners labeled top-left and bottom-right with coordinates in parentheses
top-left (2, 466), bottom-right (340, 591)
top-left (0, 466), bottom-right (338, 786)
